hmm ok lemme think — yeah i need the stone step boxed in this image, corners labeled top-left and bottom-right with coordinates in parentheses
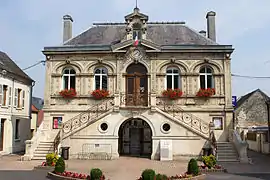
top-left (32, 156), bottom-right (46, 160)
top-left (34, 150), bottom-right (54, 154)
top-left (36, 147), bottom-right (54, 150)
top-left (38, 144), bottom-right (54, 147)
top-left (217, 149), bottom-right (236, 152)
top-left (217, 159), bottom-right (239, 162)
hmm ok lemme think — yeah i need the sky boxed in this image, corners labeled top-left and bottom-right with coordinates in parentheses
top-left (1, 0), bottom-right (270, 99)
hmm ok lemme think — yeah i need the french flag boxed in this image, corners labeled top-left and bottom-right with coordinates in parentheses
top-left (134, 35), bottom-right (139, 46)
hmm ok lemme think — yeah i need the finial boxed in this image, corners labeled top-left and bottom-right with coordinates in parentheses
top-left (135, 0), bottom-right (138, 8)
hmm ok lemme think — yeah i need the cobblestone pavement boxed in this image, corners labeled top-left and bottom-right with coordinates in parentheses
top-left (0, 150), bottom-right (270, 180)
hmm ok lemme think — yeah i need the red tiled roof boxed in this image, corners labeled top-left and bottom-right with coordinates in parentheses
top-left (37, 110), bottom-right (44, 127)
top-left (32, 105), bottom-right (39, 112)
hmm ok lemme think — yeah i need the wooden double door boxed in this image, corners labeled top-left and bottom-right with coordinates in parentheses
top-left (118, 119), bottom-right (152, 157)
top-left (126, 63), bottom-right (148, 106)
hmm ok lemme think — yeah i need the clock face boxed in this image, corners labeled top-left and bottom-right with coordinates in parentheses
top-left (133, 49), bottom-right (141, 58)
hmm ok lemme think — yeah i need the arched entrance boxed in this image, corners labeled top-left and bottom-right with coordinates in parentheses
top-left (118, 118), bottom-right (152, 158)
top-left (126, 63), bottom-right (148, 106)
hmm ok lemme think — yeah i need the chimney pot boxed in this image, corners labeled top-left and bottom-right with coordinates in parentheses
top-left (63, 14), bottom-right (73, 43)
top-left (206, 11), bottom-right (216, 42)
top-left (199, 30), bottom-right (207, 36)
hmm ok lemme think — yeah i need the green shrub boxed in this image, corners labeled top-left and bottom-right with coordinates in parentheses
top-left (54, 157), bottom-right (65, 173)
top-left (46, 153), bottom-right (58, 166)
top-left (156, 173), bottom-right (168, 180)
top-left (141, 169), bottom-right (156, 180)
top-left (187, 158), bottom-right (199, 176)
top-left (90, 168), bottom-right (103, 180)
top-left (202, 154), bottom-right (216, 169)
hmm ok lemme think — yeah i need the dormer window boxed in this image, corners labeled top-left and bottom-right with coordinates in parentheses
top-left (132, 23), bottom-right (142, 40)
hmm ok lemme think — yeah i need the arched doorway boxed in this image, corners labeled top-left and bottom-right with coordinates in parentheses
top-left (118, 118), bottom-right (152, 158)
top-left (126, 63), bottom-right (148, 106)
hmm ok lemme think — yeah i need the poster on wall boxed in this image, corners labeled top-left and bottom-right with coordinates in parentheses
top-left (53, 117), bottom-right (62, 129)
top-left (213, 117), bottom-right (223, 130)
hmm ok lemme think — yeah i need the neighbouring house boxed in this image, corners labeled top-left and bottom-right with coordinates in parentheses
top-left (31, 97), bottom-right (44, 137)
top-left (234, 89), bottom-right (270, 154)
top-left (0, 51), bottom-right (34, 154)
top-left (24, 7), bottom-right (245, 162)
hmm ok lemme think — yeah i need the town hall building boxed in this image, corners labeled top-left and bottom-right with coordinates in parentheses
top-left (24, 7), bottom-right (239, 161)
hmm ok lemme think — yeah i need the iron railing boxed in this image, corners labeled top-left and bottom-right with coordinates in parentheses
top-left (156, 98), bottom-right (210, 136)
top-left (62, 98), bottom-right (114, 138)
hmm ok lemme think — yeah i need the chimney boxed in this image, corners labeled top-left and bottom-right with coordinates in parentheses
top-left (206, 11), bottom-right (216, 42)
top-left (63, 15), bottom-right (73, 43)
top-left (199, 30), bottom-right (206, 37)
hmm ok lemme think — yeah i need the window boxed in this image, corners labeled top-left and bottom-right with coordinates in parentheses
top-left (14, 88), bottom-right (22, 108)
top-left (62, 68), bottom-right (76, 90)
top-left (22, 90), bottom-right (25, 108)
top-left (132, 23), bottom-right (142, 40)
top-left (199, 66), bottom-right (214, 89)
top-left (2, 85), bottom-right (8, 106)
top-left (53, 117), bottom-right (62, 129)
top-left (15, 119), bottom-right (20, 139)
top-left (166, 67), bottom-right (180, 89)
top-left (8, 87), bottom-right (12, 106)
top-left (0, 85), bottom-right (2, 106)
top-left (94, 67), bottom-right (108, 90)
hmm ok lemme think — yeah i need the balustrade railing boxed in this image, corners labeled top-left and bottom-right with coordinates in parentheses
top-left (62, 98), bottom-right (114, 138)
top-left (120, 93), bottom-right (150, 107)
top-left (156, 98), bottom-right (210, 136)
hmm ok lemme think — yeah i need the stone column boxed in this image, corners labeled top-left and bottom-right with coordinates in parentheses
top-left (150, 59), bottom-right (157, 111)
top-left (224, 56), bottom-right (232, 107)
top-left (114, 56), bottom-right (121, 111)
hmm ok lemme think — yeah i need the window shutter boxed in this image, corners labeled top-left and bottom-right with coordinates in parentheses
top-left (22, 90), bottom-right (25, 108)
top-left (8, 87), bottom-right (12, 106)
top-left (14, 88), bottom-right (18, 107)
top-left (0, 85), bottom-right (3, 105)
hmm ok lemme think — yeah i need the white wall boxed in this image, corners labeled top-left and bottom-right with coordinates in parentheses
top-left (0, 75), bottom-right (32, 153)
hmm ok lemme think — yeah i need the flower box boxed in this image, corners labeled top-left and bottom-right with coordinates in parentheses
top-left (162, 89), bottom-right (183, 99)
top-left (196, 88), bottom-right (215, 98)
top-left (59, 88), bottom-right (77, 98)
top-left (47, 171), bottom-right (106, 180)
top-left (199, 164), bottom-right (227, 173)
top-left (91, 89), bottom-right (109, 100)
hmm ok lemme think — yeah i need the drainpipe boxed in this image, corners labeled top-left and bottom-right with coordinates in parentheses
top-left (266, 101), bottom-right (270, 153)
top-left (29, 81), bottom-right (35, 120)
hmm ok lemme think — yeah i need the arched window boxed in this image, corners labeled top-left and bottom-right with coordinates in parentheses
top-left (132, 23), bottom-right (142, 40)
top-left (199, 66), bottom-right (214, 89)
top-left (62, 68), bottom-right (76, 90)
top-left (166, 67), bottom-right (180, 89)
top-left (94, 67), bottom-right (108, 90)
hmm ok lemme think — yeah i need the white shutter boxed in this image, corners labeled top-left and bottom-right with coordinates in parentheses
top-left (8, 87), bottom-right (12, 106)
top-left (22, 90), bottom-right (25, 108)
top-left (14, 88), bottom-right (18, 107)
top-left (0, 85), bottom-right (3, 105)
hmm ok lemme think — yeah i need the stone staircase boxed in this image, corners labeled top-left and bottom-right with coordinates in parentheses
top-left (216, 142), bottom-right (239, 162)
top-left (32, 141), bottom-right (55, 160)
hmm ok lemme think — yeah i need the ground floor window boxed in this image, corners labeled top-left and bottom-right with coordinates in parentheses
top-left (53, 117), bottom-right (63, 129)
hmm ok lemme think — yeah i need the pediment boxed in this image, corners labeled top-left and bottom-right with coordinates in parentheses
top-left (111, 39), bottom-right (161, 52)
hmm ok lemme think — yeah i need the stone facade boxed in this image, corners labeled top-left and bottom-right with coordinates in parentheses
top-left (235, 89), bottom-right (270, 126)
top-left (36, 8), bottom-right (234, 160)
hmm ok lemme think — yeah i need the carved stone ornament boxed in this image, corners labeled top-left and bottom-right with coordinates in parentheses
top-left (204, 58), bottom-right (210, 63)
top-left (98, 58), bottom-right (103, 64)
top-left (65, 59), bottom-right (70, 64)
top-left (171, 57), bottom-right (176, 63)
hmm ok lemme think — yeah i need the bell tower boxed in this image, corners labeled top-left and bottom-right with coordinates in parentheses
top-left (124, 7), bottom-right (148, 40)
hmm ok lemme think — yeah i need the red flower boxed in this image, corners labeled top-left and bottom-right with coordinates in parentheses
top-left (91, 89), bottom-right (109, 99)
top-left (196, 88), bottom-right (215, 97)
top-left (59, 88), bottom-right (77, 98)
top-left (162, 89), bottom-right (183, 100)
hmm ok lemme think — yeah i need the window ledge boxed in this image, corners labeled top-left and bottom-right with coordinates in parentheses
top-left (15, 139), bottom-right (20, 142)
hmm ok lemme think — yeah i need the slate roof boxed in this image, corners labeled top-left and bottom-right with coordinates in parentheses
top-left (32, 97), bottom-right (44, 110)
top-left (0, 51), bottom-right (33, 84)
top-left (64, 24), bottom-right (218, 46)
top-left (236, 89), bottom-right (270, 108)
